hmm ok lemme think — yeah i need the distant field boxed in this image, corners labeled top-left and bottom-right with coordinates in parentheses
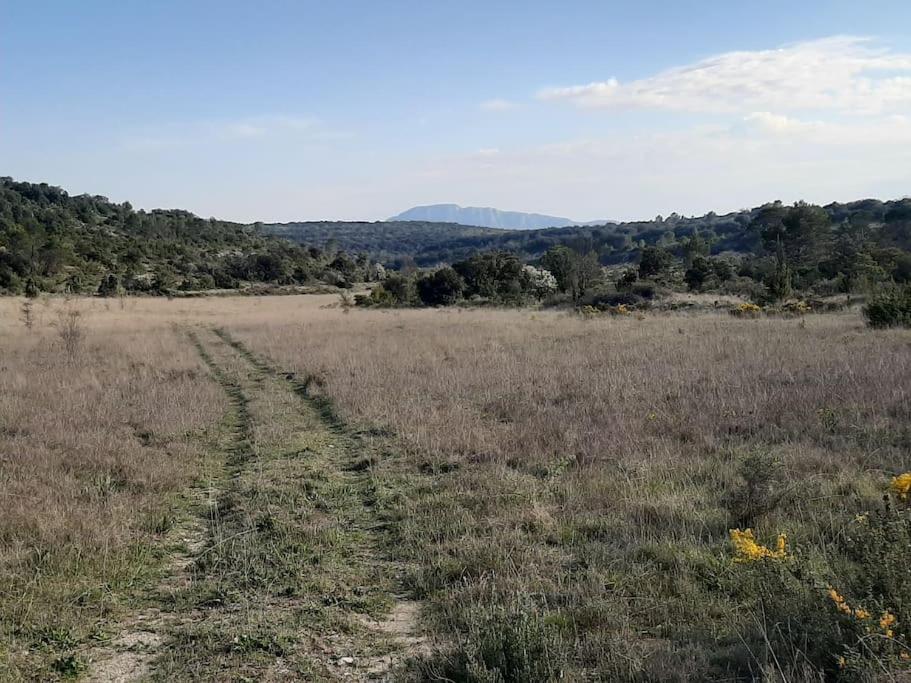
top-left (1, 295), bottom-right (909, 681)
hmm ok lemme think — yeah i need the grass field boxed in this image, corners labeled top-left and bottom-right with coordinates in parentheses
top-left (1, 295), bottom-right (909, 681)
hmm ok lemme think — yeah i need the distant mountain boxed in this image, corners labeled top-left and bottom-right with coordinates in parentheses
top-left (389, 204), bottom-right (612, 230)
top-left (263, 195), bottom-right (911, 270)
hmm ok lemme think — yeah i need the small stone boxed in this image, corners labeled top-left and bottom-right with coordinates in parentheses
top-left (339, 656), bottom-right (355, 666)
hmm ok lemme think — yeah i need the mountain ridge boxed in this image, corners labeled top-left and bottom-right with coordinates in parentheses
top-left (389, 203), bottom-right (612, 230)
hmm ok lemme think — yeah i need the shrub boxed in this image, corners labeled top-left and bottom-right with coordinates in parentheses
top-left (630, 282), bottom-right (656, 300)
top-left (726, 486), bottom-right (911, 679)
top-left (729, 302), bottom-right (762, 318)
top-left (684, 255), bottom-right (714, 291)
top-left (96, 273), bottom-right (120, 297)
top-left (590, 291), bottom-right (647, 310)
top-left (616, 269), bottom-right (638, 291)
top-left (24, 277), bottom-right (40, 298)
top-left (725, 451), bottom-right (784, 527)
top-left (863, 286), bottom-right (911, 329)
top-left (356, 284), bottom-right (397, 307)
top-left (382, 272), bottom-right (417, 305)
top-left (54, 305), bottom-right (84, 359)
top-left (416, 267), bottom-right (465, 306)
top-left (638, 246), bottom-right (675, 279)
top-left (416, 607), bottom-right (565, 682)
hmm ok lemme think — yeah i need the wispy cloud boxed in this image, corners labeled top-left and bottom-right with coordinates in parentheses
top-left (479, 98), bottom-right (517, 112)
top-left (397, 111), bottom-right (911, 221)
top-left (122, 115), bottom-right (347, 151)
top-left (539, 36), bottom-right (911, 115)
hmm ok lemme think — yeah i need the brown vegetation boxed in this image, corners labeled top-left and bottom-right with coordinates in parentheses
top-left (1, 295), bottom-right (909, 680)
top-left (234, 303), bottom-right (911, 680)
top-left (0, 297), bottom-right (224, 679)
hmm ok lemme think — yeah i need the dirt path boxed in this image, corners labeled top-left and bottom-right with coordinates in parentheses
top-left (83, 327), bottom-right (424, 682)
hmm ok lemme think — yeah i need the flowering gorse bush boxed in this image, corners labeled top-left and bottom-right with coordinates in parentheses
top-left (730, 302), bottom-right (762, 318)
top-left (729, 528), bottom-right (788, 562)
top-left (725, 477), bottom-right (911, 679)
top-left (891, 472), bottom-right (911, 503)
top-left (782, 300), bottom-right (812, 315)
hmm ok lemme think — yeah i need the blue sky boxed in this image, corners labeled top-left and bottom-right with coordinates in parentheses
top-left (3, 1), bottom-right (911, 222)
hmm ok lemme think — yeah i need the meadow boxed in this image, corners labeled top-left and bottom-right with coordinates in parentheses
top-left (1, 294), bottom-right (909, 681)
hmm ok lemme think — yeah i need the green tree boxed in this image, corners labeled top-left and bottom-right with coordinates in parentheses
top-left (757, 202), bottom-right (831, 274)
top-left (824, 222), bottom-right (884, 293)
top-left (682, 232), bottom-right (710, 267)
top-left (416, 267), bottom-right (464, 306)
top-left (684, 256), bottom-right (713, 291)
top-left (638, 245), bottom-right (674, 279)
top-left (766, 237), bottom-right (792, 301)
top-left (97, 273), bottom-right (120, 297)
top-left (540, 246), bottom-right (575, 294)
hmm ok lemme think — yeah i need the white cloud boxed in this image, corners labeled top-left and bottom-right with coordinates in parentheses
top-left (480, 98), bottom-right (517, 111)
top-left (539, 36), bottom-right (911, 115)
top-left (383, 112), bottom-right (911, 222)
top-left (122, 115), bottom-right (342, 150)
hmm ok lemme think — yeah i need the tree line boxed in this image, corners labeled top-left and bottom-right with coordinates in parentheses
top-left (267, 198), bottom-right (911, 282)
top-left (0, 178), bottom-right (382, 296)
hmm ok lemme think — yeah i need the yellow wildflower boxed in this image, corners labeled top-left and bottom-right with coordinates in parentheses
top-left (828, 587), bottom-right (853, 615)
top-left (729, 528), bottom-right (788, 562)
top-left (837, 656), bottom-right (847, 669)
top-left (854, 608), bottom-right (871, 620)
top-left (880, 611), bottom-right (897, 638)
top-left (890, 472), bottom-right (911, 501)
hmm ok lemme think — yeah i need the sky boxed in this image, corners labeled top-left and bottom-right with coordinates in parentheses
top-left (2, 1), bottom-right (911, 223)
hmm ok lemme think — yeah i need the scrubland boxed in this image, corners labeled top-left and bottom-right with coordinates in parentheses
top-left (0, 297), bottom-right (225, 679)
top-left (1, 295), bottom-right (910, 681)
top-left (238, 304), bottom-right (911, 681)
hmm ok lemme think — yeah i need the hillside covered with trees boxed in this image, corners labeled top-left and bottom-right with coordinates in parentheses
top-left (0, 178), bottom-right (379, 295)
top-left (265, 198), bottom-right (911, 275)
top-left (262, 220), bottom-right (508, 267)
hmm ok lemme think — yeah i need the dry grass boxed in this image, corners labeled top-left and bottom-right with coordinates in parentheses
top-left (2, 294), bottom-right (909, 680)
top-left (0, 297), bottom-right (225, 679)
top-left (231, 303), bottom-right (911, 680)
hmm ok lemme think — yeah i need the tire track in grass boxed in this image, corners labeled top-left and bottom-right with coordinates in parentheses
top-left (88, 325), bottom-right (428, 681)
top-left (212, 327), bottom-right (428, 679)
top-left (83, 329), bottom-right (249, 682)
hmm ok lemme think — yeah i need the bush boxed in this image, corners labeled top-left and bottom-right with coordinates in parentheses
top-left (590, 291), bottom-right (647, 310)
top-left (416, 267), bottom-right (465, 306)
top-left (726, 491), bottom-right (911, 680)
top-left (724, 451), bottom-right (784, 527)
top-left (415, 607), bottom-right (565, 682)
top-left (357, 282), bottom-right (405, 307)
top-left (864, 286), bottom-right (911, 328)
top-left (380, 273), bottom-right (416, 305)
top-left (630, 282), bottom-right (656, 300)
top-left (616, 269), bottom-right (638, 291)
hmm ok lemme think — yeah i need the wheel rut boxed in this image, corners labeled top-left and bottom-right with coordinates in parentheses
top-left (212, 327), bottom-right (427, 680)
top-left (83, 328), bottom-right (253, 682)
top-left (86, 326), bottom-right (426, 681)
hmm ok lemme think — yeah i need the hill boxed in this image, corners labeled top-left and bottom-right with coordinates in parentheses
top-left (0, 178), bottom-right (376, 295)
top-left (261, 220), bottom-right (508, 266)
top-left (389, 203), bottom-right (610, 229)
top-left (265, 198), bottom-right (911, 269)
